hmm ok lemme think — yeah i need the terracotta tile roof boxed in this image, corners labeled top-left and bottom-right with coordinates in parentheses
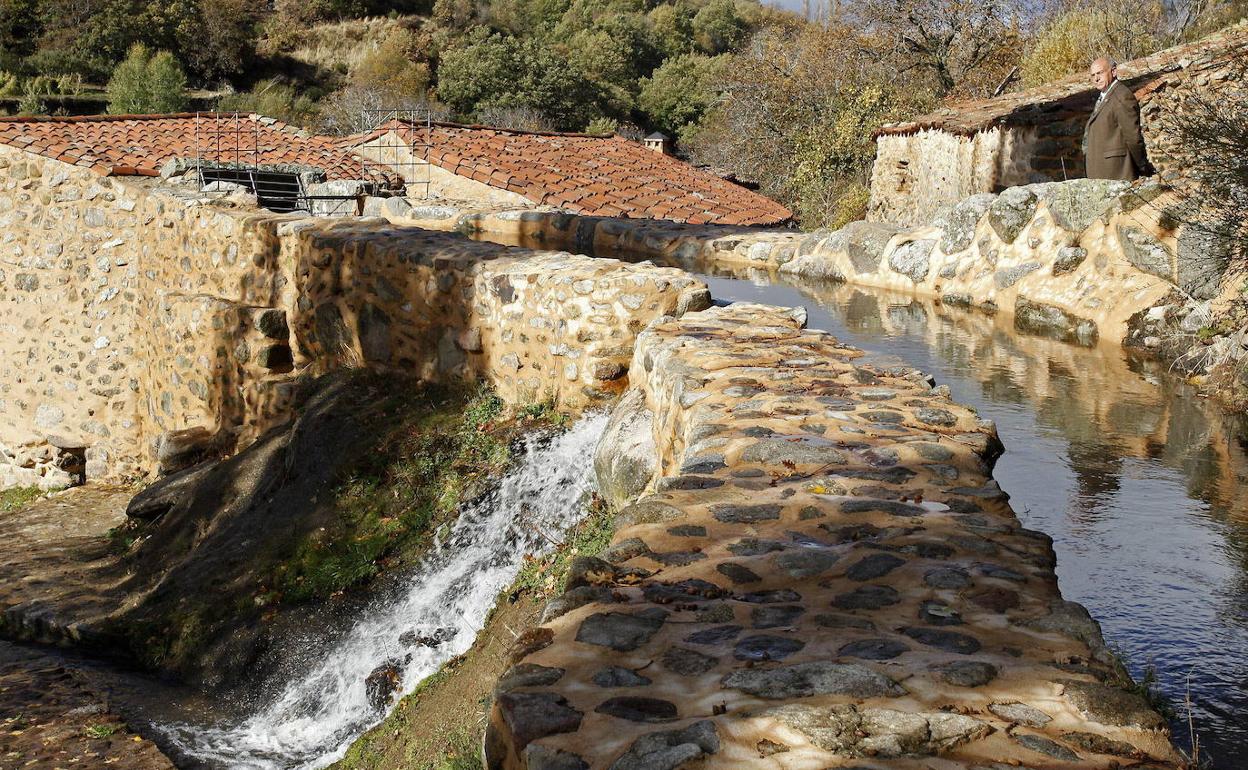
top-left (347, 121), bottom-right (792, 226)
top-left (0, 113), bottom-right (384, 181)
top-left (877, 23), bottom-right (1248, 137)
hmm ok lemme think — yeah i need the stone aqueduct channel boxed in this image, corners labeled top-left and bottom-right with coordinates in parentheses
top-left (484, 304), bottom-right (1183, 770)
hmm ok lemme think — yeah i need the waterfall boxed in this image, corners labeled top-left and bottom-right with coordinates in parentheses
top-left (160, 412), bottom-right (609, 769)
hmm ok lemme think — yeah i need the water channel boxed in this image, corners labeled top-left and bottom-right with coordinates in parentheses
top-left (11, 235), bottom-right (1243, 768)
top-left (677, 261), bottom-right (1248, 766)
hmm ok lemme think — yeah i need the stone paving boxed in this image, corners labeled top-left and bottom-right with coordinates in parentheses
top-left (484, 303), bottom-right (1183, 769)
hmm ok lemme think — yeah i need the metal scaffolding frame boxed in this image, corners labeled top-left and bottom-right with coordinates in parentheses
top-left (358, 107), bottom-right (434, 200)
top-left (190, 111), bottom-right (360, 213)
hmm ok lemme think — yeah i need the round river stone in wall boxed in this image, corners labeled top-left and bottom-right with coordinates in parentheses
top-left (774, 549), bottom-right (838, 578)
top-left (661, 646), bottom-right (719, 675)
top-left (838, 638), bottom-right (910, 660)
top-left (576, 609), bottom-right (668, 651)
top-left (751, 605), bottom-right (805, 628)
top-left (833, 585), bottom-right (901, 610)
top-left (594, 696), bottom-right (679, 723)
top-left (845, 553), bottom-right (906, 581)
top-left (593, 667), bottom-right (652, 688)
top-left (888, 238), bottom-right (936, 283)
top-left (734, 634), bottom-right (806, 662)
top-left (901, 627), bottom-right (982, 654)
top-left (940, 660), bottom-right (998, 687)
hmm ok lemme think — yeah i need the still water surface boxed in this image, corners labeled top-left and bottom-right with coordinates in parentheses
top-left (686, 264), bottom-right (1248, 766)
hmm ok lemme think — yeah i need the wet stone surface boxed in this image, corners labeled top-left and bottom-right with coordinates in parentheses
top-left (486, 305), bottom-right (1181, 770)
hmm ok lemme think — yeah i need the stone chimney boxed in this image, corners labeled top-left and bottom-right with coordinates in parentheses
top-left (643, 132), bottom-right (673, 155)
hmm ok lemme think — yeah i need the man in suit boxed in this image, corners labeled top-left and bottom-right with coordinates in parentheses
top-left (1082, 57), bottom-right (1152, 180)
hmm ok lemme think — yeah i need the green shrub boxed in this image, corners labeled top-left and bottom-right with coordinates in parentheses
top-left (352, 27), bottom-right (431, 97)
top-left (790, 85), bottom-right (901, 228)
top-left (0, 486), bottom-right (41, 513)
top-left (218, 79), bottom-right (319, 126)
top-left (1021, 3), bottom-right (1165, 87)
top-left (584, 116), bottom-right (618, 134)
top-left (638, 52), bottom-right (724, 140)
top-left (437, 30), bottom-right (599, 130)
top-left (106, 43), bottom-right (187, 115)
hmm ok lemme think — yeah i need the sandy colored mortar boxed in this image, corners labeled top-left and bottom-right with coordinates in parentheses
top-left (483, 303), bottom-right (1182, 769)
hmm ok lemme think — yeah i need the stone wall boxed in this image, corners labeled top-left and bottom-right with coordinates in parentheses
top-left (368, 178), bottom-right (1227, 351)
top-left (0, 148), bottom-right (708, 489)
top-left (869, 125), bottom-right (1083, 227)
top-left (867, 26), bottom-right (1248, 227)
top-left (484, 302), bottom-right (1182, 769)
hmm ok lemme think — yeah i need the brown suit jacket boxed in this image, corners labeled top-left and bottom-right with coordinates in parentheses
top-left (1082, 80), bottom-right (1150, 180)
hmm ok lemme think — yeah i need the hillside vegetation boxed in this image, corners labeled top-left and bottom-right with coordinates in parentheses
top-left (0, 0), bottom-right (1243, 224)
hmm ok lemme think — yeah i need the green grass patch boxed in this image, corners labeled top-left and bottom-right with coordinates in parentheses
top-left (0, 486), bottom-right (41, 514)
top-left (1107, 646), bottom-right (1175, 721)
top-left (424, 728), bottom-right (484, 770)
top-left (514, 494), bottom-right (614, 600)
top-left (275, 384), bottom-right (508, 603)
top-left (84, 723), bottom-right (121, 739)
top-left (274, 384), bottom-right (569, 604)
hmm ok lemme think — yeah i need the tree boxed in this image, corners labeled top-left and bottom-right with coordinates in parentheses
top-left (688, 18), bottom-right (932, 227)
top-left (436, 31), bottom-right (600, 130)
top-left (1020, 3), bottom-right (1165, 87)
top-left (692, 0), bottom-right (747, 54)
top-left (564, 14), bottom-right (661, 117)
top-left (855, 0), bottom-right (1024, 98)
top-left (649, 3), bottom-right (695, 57)
top-left (638, 52), bottom-right (723, 139)
top-left (106, 43), bottom-right (187, 114)
top-left (175, 0), bottom-right (263, 81)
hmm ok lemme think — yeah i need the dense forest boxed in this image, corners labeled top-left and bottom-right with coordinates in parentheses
top-left (0, 0), bottom-right (1243, 224)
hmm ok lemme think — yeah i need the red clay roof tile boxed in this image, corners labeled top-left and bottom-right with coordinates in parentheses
top-left (0, 113), bottom-right (389, 183)
top-left (350, 121), bottom-right (791, 227)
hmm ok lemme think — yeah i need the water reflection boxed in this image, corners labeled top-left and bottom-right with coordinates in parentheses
top-left (691, 264), bottom-right (1248, 767)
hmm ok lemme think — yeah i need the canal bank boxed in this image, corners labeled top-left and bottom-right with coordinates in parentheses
top-left (687, 266), bottom-right (1248, 767)
top-left (488, 300), bottom-right (1185, 769)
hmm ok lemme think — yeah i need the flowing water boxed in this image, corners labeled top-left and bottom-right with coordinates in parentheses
top-left (687, 265), bottom-right (1248, 767)
top-left (157, 412), bottom-right (608, 769)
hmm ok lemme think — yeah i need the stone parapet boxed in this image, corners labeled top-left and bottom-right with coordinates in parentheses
top-left (389, 178), bottom-right (1227, 350)
top-left (485, 303), bottom-right (1182, 769)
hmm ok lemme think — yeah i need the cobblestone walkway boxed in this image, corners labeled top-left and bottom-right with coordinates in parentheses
top-left (485, 304), bottom-right (1182, 769)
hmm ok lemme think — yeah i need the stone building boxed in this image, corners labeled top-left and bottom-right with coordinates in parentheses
top-left (0, 112), bottom-right (713, 491)
top-left (868, 23), bottom-right (1248, 226)
top-left (348, 120), bottom-right (792, 226)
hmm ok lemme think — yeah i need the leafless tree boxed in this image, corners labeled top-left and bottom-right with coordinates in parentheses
top-left (317, 85), bottom-right (449, 136)
top-left (854, 0), bottom-right (1028, 97)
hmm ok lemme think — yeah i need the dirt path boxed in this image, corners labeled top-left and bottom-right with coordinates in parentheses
top-left (0, 486), bottom-right (178, 769)
top-left (0, 640), bottom-right (175, 770)
top-left (0, 485), bottom-right (133, 646)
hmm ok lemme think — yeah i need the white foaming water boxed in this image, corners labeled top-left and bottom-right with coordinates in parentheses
top-left (160, 413), bottom-right (608, 769)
